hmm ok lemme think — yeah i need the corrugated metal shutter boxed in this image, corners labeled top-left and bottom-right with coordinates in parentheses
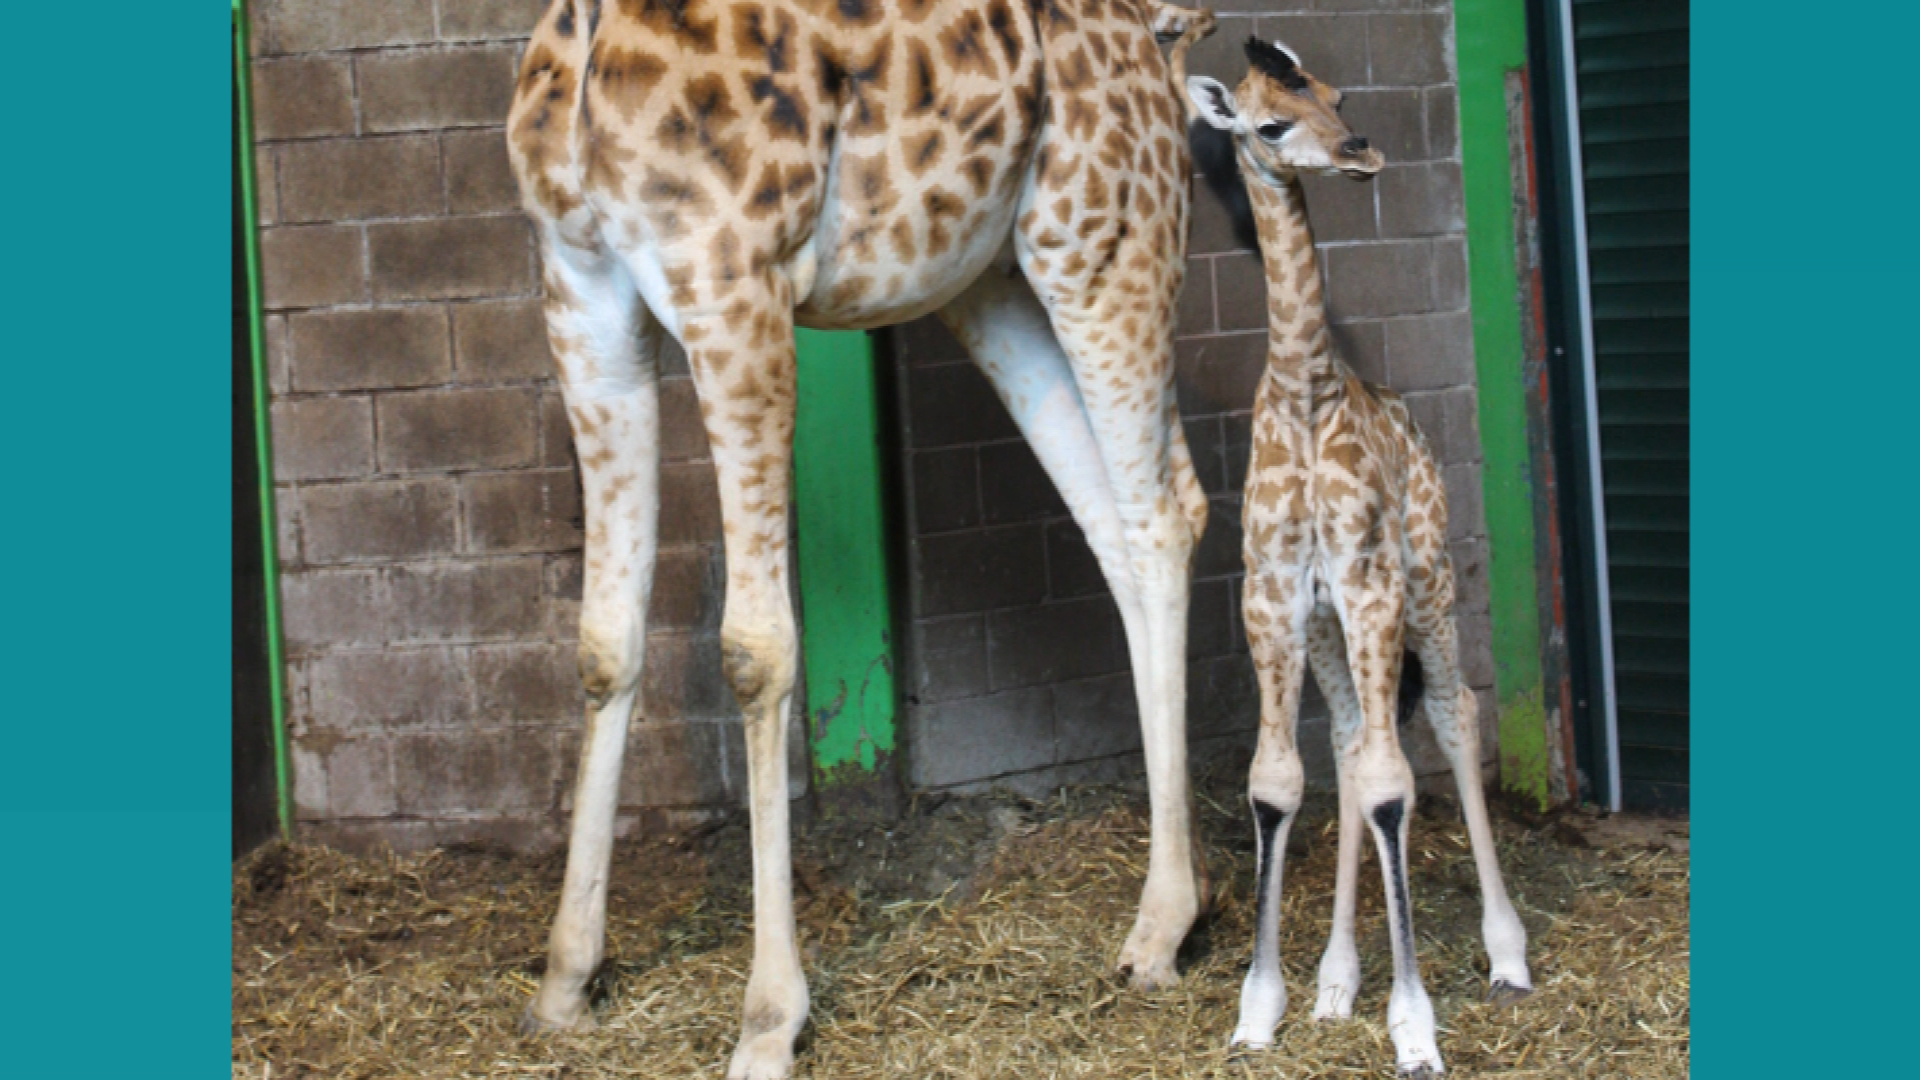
top-left (1572, 0), bottom-right (1689, 809)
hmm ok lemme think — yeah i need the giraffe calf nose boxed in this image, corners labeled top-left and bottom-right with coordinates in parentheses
top-left (1341, 136), bottom-right (1371, 156)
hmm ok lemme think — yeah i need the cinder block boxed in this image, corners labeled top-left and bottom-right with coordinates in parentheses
top-left (392, 727), bottom-right (561, 816)
top-left (452, 296), bottom-right (550, 382)
top-left (1441, 463), bottom-right (1485, 542)
top-left (649, 547), bottom-right (722, 632)
top-left (1331, 318), bottom-right (1388, 385)
top-left (542, 390), bottom-right (576, 468)
top-left (1212, 252), bottom-right (1268, 334)
top-left (256, 147), bottom-right (280, 225)
top-left (1449, 537), bottom-right (1490, 617)
top-left (1300, 170), bottom-right (1379, 242)
top-left (368, 215), bottom-right (534, 301)
top-left (1183, 14), bottom-right (1256, 83)
top-left (1336, 88), bottom-right (1430, 164)
top-left (1187, 653), bottom-right (1260, 741)
top-left (988, 596), bottom-right (1126, 691)
top-left (906, 362), bottom-right (1019, 448)
top-left (261, 224), bottom-right (365, 309)
top-left (377, 386), bottom-right (539, 471)
top-left (1377, 161), bottom-right (1464, 239)
top-left (1367, 14), bottom-right (1454, 87)
top-left (658, 462), bottom-right (724, 547)
top-left (1194, 496), bottom-right (1244, 579)
top-left (912, 447), bottom-right (981, 534)
top-left (444, 128), bottom-right (521, 214)
top-left (358, 44), bottom-right (520, 133)
top-left (1190, 577), bottom-right (1235, 658)
top-left (914, 615), bottom-right (989, 704)
top-left (306, 647), bottom-right (473, 733)
top-left (303, 478), bottom-right (458, 562)
top-left (265, 0), bottom-right (435, 53)
top-left (319, 737), bottom-right (398, 819)
top-left (278, 136), bottom-right (443, 223)
top-left (473, 643), bottom-right (582, 723)
top-left (1432, 236), bottom-right (1469, 310)
top-left (1425, 87), bottom-right (1461, 160)
top-left (1175, 332), bottom-right (1267, 417)
top-left (439, 0), bottom-right (547, 41)
top-left (1385, 310), bottom-right (1475, 391)
top-left (1456, 614), bottom-right (1496, 689)
top-left (913, 525), bottom-right (1048, 617)
top-left (264, 314), bottom-right (290, 393)
top-left (659, 377), bottom-right (710, 462)
top-left (979, 440), bottom-right (1067, 525)
top-left (891, 316), bottom-right (969, 367)
top-left (252, 55), bottom-right (354, 140)
top-left (290, 307), bottom-right (451, 392)
top-left (1182, 412), bottom-right (1227, 494)
top-left (1044, 520), bottom-right (1105, 600)
top-left (388, 557), bottom-right (546, 643)
top-left (1053, 674), bottom-right (1140, 762)
top-left (464, 467), bottom-right (583, 553)
top-left (908, 688), bottom-right (1055, 789)
top-left (621, 720), bottom-right (734, 807)
top-left (1324, 241), bottom-right (1440, 318)
top-left (271, 396), bottom-right (375, 481)
top-left (1440, 385), bottom-right (1482, 464)
top-left (1177, 257), bottom-right (1216, 338)
top-left (280, 568), bottom-right (385, 651)
top-left (642, 633), bottom-right (733, 721)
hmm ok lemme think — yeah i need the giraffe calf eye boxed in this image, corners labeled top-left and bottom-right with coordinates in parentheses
top-left (1256, 122), bottom-right (1291, 141)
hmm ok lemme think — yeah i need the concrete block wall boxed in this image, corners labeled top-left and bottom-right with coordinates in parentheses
top-left (891, 0), bottom-right (1498, 795)
top-left (248, 0), bottom-right (795, 852)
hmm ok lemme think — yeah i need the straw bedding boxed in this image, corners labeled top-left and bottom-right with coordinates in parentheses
top-left (232, 764), bottom-right (1688, 1079)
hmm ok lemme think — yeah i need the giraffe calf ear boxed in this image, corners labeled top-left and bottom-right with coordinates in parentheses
top-left (1187, 76), bottom-right (1240, 132)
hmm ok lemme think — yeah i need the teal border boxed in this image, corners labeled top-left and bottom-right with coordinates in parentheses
top-left (0, 5), bottom-right (230, 1075)
top-left (1694, 0), bottom-right (1917, 1072)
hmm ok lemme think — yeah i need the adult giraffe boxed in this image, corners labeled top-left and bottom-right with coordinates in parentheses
top-left (506, 1), bottom-right (1216, 1075)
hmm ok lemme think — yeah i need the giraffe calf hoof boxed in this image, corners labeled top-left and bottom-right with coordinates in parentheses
top-left (1397, 1066), bottom-right (1441, 1080)
top-left (1487, 979), bottom-right (1533, 1007)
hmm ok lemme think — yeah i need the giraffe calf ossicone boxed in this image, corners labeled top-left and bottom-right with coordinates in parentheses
top-left (1188, 40), bottom-right (1533, 1078)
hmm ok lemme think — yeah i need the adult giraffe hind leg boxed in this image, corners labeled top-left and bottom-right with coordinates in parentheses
top-left (524, 233), bottom-right (665, 1034)
top-left (676, 278), bottom-right (811, 1080)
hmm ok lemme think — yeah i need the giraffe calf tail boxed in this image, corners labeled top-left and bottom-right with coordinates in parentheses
top-left (1397, 649), bottom-right (1425, 728)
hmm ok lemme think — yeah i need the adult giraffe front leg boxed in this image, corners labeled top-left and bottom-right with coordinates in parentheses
top-left (525, 234), bottom-right (664, 1033)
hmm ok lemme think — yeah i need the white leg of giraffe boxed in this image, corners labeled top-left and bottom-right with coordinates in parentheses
top-left (1331, 561), bottom-right (1444, 1078)
top-left (664, 275), bottom-right (810, 1080)
top-left (1230, 566), bottom-right (1313, 1047)
top-left (526, 231), bottom-right (663, 1032)
top-left (1041, 304), bottom-right (1199, 990)
top-left (1303, 613), bottom-right (1365, 1020)
top-left (941, 268), bottom-right (1204, 990)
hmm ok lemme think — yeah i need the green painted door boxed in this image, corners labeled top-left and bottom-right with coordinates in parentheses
top-left (1571, 0), bottom-right (1690, 810)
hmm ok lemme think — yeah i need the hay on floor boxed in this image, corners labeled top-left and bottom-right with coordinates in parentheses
top-left (232, 777), bottom-right (1688, 1079)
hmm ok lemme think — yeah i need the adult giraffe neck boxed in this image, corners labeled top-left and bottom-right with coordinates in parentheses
top-left (1241, 159), bottom-right (1336, 390)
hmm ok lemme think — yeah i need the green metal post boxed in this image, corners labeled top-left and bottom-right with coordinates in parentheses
top-left (234, 0), bottom-right (294, 839)
top-left (793, 329), bottom-right (899, 790)
top-left (1454, 0), bottom-right (1553, 805)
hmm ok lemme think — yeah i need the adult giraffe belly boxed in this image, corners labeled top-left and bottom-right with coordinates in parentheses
top-left (792, 0), bottom-right (1046, 330)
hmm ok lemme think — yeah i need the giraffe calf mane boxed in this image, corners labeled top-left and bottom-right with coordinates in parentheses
top-left (1244, 37), bottom-right (1307, 91)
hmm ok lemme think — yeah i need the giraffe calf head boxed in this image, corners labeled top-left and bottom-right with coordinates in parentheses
top-left (1186, 38), bottom-right (1384, 183)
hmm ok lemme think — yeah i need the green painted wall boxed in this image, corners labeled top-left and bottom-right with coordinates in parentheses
top-left (1454, 0), bottom-right (1553, 804)
top-left (793, 329), bottom-right (899, 785)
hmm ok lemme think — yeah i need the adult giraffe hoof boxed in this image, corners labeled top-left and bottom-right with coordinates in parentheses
top-left (518, 1002), bottom-right (596, 1035)
top-left (1488, 978), bottom-right (1533, 1007)
top-left (725, 1032), bottom-right (796, 1080)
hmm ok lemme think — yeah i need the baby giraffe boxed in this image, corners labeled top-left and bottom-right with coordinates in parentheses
top-left (1187, 41), bottom-right (1532, 1077)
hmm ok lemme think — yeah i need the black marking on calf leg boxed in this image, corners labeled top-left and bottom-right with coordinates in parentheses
top-left (1370, 798), bottom-right (1418, 974)
top-left (1251, 800), bottom-right (1290, 957)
